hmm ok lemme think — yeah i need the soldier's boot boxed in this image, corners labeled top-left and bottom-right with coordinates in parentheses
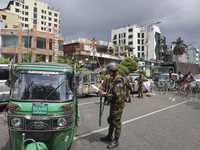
top-left (128, 99), bottom-right (131, 103)
top-left (137, 94), bottom-right (140, 98)
top-left (139, 95), bottom-right (143, 99)
top-left (100, 132), bottom-right (113, 141)
top-left (107, 137), bottom-right (119, 149)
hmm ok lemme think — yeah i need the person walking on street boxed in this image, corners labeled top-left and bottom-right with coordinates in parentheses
top-left (100, 62), bottom-right (126, 149)
top-left (125, 71), bottom-right (133, 102)
top-left (137, 70), bottom-right (144, 98)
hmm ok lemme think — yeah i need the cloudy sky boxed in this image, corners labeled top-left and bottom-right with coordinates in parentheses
top-left (1, 0), bottom-right (200, 47)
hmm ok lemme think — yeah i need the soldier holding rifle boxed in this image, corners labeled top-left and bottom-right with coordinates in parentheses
top-left (125, 71), bottom-right (133, 102)
top-left (100, 62), bottom-right (126, 149)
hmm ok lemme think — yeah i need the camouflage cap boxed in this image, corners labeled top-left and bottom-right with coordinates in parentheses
top-left (107, 62), bottom-right (118, 71)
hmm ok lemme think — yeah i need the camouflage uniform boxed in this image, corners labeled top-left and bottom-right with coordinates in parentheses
top-left (138, 73), bottom-right (144, 97)
top-left (125, 75), bottom-right (133, 101)
top-left (101, 74), bottom-right (110, 91)
top-left (106, 73), bottom-right (126, 139)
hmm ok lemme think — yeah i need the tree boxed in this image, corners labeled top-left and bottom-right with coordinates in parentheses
top-left (0, 56), bottom-right (10, 64)
top-left (117, 63), bottom-right (128, 76)
top-left (120, 56), bottom-right (138, 72)
top-left (57, 54), bottom-right (88, 72)
top-left (22, 50), bottom-right (33, 62)
top-left (171, 37), bottom-right (187, 60)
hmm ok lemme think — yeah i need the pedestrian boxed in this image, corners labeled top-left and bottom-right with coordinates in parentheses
top-left (125, 71), bottom-right (133, 102)
top-left (100, 68), bottom-right (111, 105)
top-left (137, 70), bottom-right (144, 98)
top-left (99, 62), bottom-right (126, 149)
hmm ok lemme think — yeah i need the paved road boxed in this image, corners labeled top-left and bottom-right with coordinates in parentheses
top-left (1, 93), bottom-right (200, 150)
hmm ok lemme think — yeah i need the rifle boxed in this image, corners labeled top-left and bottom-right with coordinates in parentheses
top-left (99, 76), bottom-right (110, 126)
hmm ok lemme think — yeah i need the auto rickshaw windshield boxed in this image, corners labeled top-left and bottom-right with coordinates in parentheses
top-left (11, 72), bottom-right (73, 101)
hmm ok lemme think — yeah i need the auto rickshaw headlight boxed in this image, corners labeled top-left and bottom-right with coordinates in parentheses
top-left (57, 118), bottom-right (67, 127)
top-left (11, 118), bottom-right (22, 127)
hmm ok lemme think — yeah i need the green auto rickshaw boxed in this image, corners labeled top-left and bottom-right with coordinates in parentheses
top-left (4, 62), bottom-right (80, 150)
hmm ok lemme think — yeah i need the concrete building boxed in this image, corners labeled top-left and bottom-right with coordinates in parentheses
top-left (0, 23), bottom-right (64, 63)
top-left (64, 37), bottom-right (130, 70)
top-left (187, 45), bottom-right (199, 64)
top-left (4, 0), bottom-right (60, 33)
top-left (0, 0), bottom-right (64, 63)
top-left (111, 24), bottom-right (161, 61)
top-left (0, 10), bottom-right (19, 28)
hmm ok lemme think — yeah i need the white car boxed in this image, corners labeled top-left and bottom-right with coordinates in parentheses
top-left (131, 76), bottom-right (149, 93)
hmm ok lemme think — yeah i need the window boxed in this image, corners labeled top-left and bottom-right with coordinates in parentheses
top-left (58, 41), bottom-right (64, 51)
top-left (138, 39), bottom-right (140, 44)
top-left (128, 41), bottom-right (133, 45)
top-left (44, 22), bottom-right (46, 25)
top-left (22, 5), bottom-right (24, 9)
top-left (118, 34), bottom-right (120, 39)
top-left (128, 28), bottom-right (133, 32)
top-left (44, 27), bottom-right (46, 31)
top-left (25, 6), bottom-right (29, 9)
top-left (54, 19), bottom-right (57, 22)
top-left (41, 27), bottom-right (43, 30)
top-left (138, 46), bottom-right (140, 51)
top-left (142, 46), bottom-right (144, 51)
top-left (16, 2), bottom-right (20, 6)
top-left (49, 28), bottom-right (51, 32)
top-left (124, 33), bottom-right (126, 38)
top-left (25, 18), bottom-right (28, 21)
top-left (34, 3), bottom-right (37, 6)
top-left (0, 66), bottom-right (9, 80)
top-left (137, 33), bottom-right (140, 38)
top-left (41, 10), bottom-right (44, 13)
top-left (15, 8), bottom-right (19, 13)
top-left (22, 36), bottom-right (32, 48)
top-left (138, 53), bottom-right (140, 57)
top-left (1, 36), bottom-right (18, 48)
top-left (22, 11), bottom-right (24, 15)
top-left (49, 39), bottom-right (52, 50)
top-left (54, 24), bottom-right (57, 28)
top-left (2, 15), bottom-right (6, 20)
top-left (142, 33), bottom-right (144, 38)
top-left (34, 7), bottom-right (37, 12)
top-left (41, 21), bottom-right (43, 25)
top-left (54, 13), bottom-right (58, 17)
top-left (124, 39), bottom-right (126, 44)
top-left (34, 13), bottom-right (37, 18)
top-left (25, 12), bottom-right (28, 15)
top-left (25, 24), bottom-right (28, 27)
top-left (49, 17), bottom-right (52, 21)
top-left (49, 12), bottom-right (52, 15)
top-left (49, 55), bottom-right (52, 62)
top-left (128, 35), bottom-right (133, 39)
top-left (48, 23), bottom-right (51, 26)
top-left (142, 53), bottom-right (144, 57)
top-left (37, 37), bottom-right (46, 49)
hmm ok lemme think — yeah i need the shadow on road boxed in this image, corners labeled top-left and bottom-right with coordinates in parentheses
top-left (185, 101), bottom-right (200, 110)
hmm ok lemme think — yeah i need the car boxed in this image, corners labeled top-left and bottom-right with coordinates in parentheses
top-left (0, 64), bottom-right (10, 106)
top-left (131, 76), bottom-right (149, 93)
top-left (193, 74), bottom-right (200, 85)
top-left (156, 73), bottom-right (179, 89)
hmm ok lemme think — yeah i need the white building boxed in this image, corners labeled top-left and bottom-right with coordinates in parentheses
top-left (111, 24), bottom-right (161, 60)
top-left (5, 0), bottom-right (60, 33)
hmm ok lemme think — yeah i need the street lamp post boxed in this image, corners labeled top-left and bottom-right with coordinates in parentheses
top-left (11, 32), bottom-right (17, 63)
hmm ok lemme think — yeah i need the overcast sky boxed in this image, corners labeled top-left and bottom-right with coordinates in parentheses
top-left (1, 0), bottom-right (200, 47)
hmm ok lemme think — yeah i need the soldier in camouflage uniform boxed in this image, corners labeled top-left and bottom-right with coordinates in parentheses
top-left (100, 62), bottom-right (126, 149)
top-left (137, 70), bottom-right (144, 98)
top-left (125, 71), bottom-right (133, 103)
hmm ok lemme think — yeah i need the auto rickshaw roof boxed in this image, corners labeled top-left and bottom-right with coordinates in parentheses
top-left (16, 62), bottom-right (73, 73)
top-left (77, 71), bottom-right (99, 75)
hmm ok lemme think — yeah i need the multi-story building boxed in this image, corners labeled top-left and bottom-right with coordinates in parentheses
top-left (111, 24), bottom-right (161, 61)
top-left (64, 37), bottom-right (130, 70)
top-left (4, 0), bottom-right (60, 33)
top-left (0, 10), bottom-right (19, 28)
top-left (0, 0), bottom-right (64, 63)
top-left (0, 23), bottom-right (64, 63)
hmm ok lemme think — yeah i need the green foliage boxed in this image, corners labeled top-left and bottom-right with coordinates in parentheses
top-left (117, 63), bottom-right (128, 76)
top-left (35, 55), bottom-right (44, 62)
top-left (120, 56), bottom-right (138, 72)
top-left (171, 37), bottom-right (187, 56)
top-left (22, 50), bottom-right (33, 62)
top-left (0, 56), bottom-right (10, 64)
top-left (57, 54), bottom-right (88, 72)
